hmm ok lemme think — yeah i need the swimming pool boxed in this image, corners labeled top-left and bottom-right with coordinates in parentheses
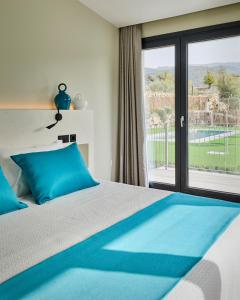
top-left (189, 130), bottom-right (226, 141)
top-left (147, 129), bottom-right (233, 143)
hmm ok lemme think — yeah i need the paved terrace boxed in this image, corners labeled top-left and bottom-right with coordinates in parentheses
top-left (149, 167), bottom-right (240, 195)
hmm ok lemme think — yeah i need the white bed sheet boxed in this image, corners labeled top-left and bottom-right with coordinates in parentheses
top-left (1, 181), bottom-right (240, 299)
top-left (0, 181), bottom-right (171, 284)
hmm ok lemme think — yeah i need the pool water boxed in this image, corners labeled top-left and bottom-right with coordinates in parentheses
top-left (189, 130), bottom-right (226, 141)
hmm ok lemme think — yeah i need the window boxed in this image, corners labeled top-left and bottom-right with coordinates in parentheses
top-left (143, 22), bottom-right (240, 201)
top-left (144, 46), bottom-right (176, 185)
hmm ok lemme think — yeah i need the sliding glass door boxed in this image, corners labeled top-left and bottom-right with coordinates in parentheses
top-left (143, 45), bottom-right (177, 186)
top-left (143, 22), bottom-right (240, 201)
top-left (187, 36), bottom-right (240, 195)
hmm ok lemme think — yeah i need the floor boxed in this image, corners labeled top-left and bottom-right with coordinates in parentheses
top-left (149, 167), bottom-right (240, 194)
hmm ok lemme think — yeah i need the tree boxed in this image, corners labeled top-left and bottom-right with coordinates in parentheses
top-left (146, 70), bottom-right (175, 93)
top-left (216, 69), bottom-right (240, 99)
top-left (155, 107), bottom-right (173, 125)
top-left (203, 71), bottom-right (215, 88)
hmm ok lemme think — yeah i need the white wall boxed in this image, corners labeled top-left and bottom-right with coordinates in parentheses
top-left (143, 3), bottom-right (240, 37)
top-left (0, 0), bottom-right (119, 180)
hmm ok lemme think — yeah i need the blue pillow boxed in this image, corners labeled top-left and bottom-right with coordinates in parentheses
top-left (0, 167), bottom-right (27, 215)
top-left (11, 143), bottom-right (99, 204)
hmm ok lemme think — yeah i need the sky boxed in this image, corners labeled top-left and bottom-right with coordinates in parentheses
top-left (144, 35), bottom-right (240, 68)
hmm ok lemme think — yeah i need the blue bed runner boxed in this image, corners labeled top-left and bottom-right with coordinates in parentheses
top-left (1, 193), bottom-right (240, 300)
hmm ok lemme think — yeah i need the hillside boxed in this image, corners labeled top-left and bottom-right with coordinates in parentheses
top-left (145, 62), bottom-right (240, 87)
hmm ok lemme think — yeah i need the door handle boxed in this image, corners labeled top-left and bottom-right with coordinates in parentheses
top-left (180, 116), bottom-right (185, 128)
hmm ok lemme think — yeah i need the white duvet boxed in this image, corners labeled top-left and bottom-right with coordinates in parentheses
top-left (0, 181), bottom-right (239, 299)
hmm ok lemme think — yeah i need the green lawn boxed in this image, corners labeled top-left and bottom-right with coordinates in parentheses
top-left (147, 135), bottom-right (240, 173)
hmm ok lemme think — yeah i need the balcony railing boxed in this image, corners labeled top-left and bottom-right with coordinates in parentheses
top-left (147, 123), bottom-right (240, 175)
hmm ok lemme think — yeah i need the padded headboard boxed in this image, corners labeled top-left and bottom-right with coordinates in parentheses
top-left (0, 110), bottom-right (94, 173)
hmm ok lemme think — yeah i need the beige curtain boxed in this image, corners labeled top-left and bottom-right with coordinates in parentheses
top-left (117, 24), bottom-right (147, 187)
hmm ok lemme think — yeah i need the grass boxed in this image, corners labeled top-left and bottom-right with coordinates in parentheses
top-left (147, 135), bottom-right (240, 173)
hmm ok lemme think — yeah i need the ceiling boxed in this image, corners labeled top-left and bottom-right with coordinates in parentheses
top-left (79, 0), bottom-right (239, 27)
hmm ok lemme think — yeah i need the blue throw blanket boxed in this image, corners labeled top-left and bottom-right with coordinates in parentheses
top-left (1, 193), bottom-right (240, 300)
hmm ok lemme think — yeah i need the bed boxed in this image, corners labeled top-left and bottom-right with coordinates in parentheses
top-left (1, 180), bottom-right (240, 300)
top-left (0, 110), bottom-right (239, 299)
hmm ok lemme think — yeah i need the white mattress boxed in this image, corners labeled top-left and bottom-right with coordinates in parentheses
top-left (0, 181), bottom-right (240, 299)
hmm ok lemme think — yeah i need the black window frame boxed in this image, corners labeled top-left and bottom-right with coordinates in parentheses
top-left (142, 21), bottom-right (240, 203)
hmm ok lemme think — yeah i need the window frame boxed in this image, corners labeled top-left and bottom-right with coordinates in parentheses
top-left (142, 21), bottom-right (240, 203)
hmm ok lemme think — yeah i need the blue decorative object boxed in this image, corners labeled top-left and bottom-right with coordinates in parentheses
top-left (54, 83), bottom-right (71, 110)
top-left (11, 143), bottom-right (99, 204)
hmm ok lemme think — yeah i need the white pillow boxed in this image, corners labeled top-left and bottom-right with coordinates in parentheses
top-left (0, 142), bottom-right (64, 197)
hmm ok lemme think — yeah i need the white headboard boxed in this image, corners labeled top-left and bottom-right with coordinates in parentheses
top-left (0, 110), bottom-right (94, 173)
